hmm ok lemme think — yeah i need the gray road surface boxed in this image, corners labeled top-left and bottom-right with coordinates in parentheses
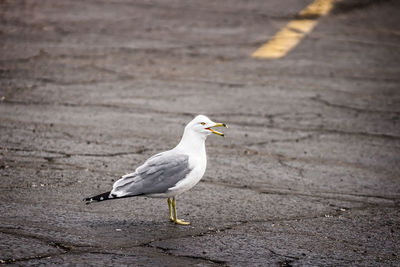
top-left (1, 0), bottom-right (399, 266)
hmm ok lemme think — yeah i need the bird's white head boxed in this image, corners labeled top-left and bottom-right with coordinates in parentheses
top-left (176, 115), bottom-right (228, 153)
top-left (185, 114), bottom-right (228, 139)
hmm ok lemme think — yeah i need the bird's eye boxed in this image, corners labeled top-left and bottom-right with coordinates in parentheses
top-left (200, 122), bottom-right (206, 125)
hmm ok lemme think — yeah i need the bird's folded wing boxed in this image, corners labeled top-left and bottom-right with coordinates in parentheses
top-left (110, 152), bottom-right (192, 197)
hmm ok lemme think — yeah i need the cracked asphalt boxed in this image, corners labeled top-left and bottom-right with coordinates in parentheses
top-left (1, 0), bottom-right (399, 266)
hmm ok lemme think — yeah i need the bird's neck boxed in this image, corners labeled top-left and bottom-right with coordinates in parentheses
top-left (175, 129), bottom-right (206, 156)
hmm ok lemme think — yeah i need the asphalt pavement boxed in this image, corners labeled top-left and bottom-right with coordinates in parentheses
top-left (1, 0), bottom-right (399, 266)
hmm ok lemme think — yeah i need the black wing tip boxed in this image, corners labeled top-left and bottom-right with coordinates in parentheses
top-left (83, 191), bottom-right (111, 204)
top-left (83, 197), bottom-right (94, 205)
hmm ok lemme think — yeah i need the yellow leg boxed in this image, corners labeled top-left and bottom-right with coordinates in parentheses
top-left (172, 197), bottom-right (190, 225)
top-left (167, 198), bottom-right (174, 222)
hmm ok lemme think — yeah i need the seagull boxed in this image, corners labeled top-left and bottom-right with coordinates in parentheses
top-left (84, 115), bottom-right (227, 225)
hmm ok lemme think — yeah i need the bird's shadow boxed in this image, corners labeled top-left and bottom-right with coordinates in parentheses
top-left (84, 218), bottom-right (196, 247)
top-left (89, 217), bottom-right (195, 232)
top-left (87, 218), bottom-right (175, 229)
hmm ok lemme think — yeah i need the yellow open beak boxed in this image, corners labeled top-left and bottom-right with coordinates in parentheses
top-left (207, 123), bottom-right (228, 137)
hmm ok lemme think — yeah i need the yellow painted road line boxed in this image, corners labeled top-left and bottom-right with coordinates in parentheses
top-left (252, 0), bottom-right (338, 59)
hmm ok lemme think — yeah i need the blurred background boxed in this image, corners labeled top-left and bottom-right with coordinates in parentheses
top-left (0, 0), bottom-right (399, 265)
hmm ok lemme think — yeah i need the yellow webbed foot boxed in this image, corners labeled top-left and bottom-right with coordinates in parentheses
top-left (169, 197), bottom-right (190, 225)
top-left (174, 218), bottom-right (190, 225)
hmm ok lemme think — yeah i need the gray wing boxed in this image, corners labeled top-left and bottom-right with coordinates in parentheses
top-left (110, 151), bottom-right (192, 198)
